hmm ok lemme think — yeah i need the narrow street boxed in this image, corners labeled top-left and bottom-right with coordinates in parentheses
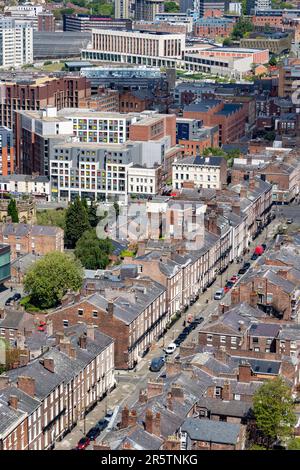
top-left (55, 216), bottom-right (280, 450)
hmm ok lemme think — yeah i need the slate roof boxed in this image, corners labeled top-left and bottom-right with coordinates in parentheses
top-left (181, 417), bottom-right (241, 445)
top-left (248, 323), bottom-right (281, 338)
top-left (7, 325), bottom-right (113, 400)
top-left (197, 397), bottom-right (252, 419)
top-left (0, 386), bottom-right (40, 415)
top-left (175, 155), bottom-right (225, 166)
top-left (0, 310), bottom-right (34, 331)
top-left (0, 401), bottom-right (25, 437)
top-left (232, 357), bottom-right (281, 375)
top-left (117, 426), bottom-right (163, 450)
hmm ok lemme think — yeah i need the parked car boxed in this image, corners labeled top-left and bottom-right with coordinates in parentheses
top-left (97, 418), bottom-right (109, 431)
top-left (5, 297), bottom-right (13, 306)
top-left (287, 218), bottom-right (293, 224)
top-left (214, 289), bottom-right (224, 300)
top-left (12, 293), bottom-right (21, 301)
top-left (225, 281), bottom-right (234, 289)
top-left (149, 356), bottom-right (165, 372)
top-left (251, 253), bottom-right (258, 260)
top-left (224, 286), bottom-right (230, 293)
top-left (230, 275), bottom-right (239, 284)
top-left (262, 243), bottom-right (267, 250)
top-left (87, 426), bottom-right (101, 441)
top-left (76, 437), bottom-right (90, 450)
top-left (105, 410), bottom-right (114, 420)
top-left (239, 262), bottom-right (250, 274)
top-left (164, 343), bottom-right (177, 354)
top-left (193, 316), bottom-right (204, 324)
top-left (244, 262), bottom-right (251, 269)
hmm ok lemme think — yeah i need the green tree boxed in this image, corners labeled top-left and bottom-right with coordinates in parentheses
top-left (223, 37), bottom-right (232, 47)
top-left (36, 208), bottom-right (66, 230)
top-left (164, 1), bottom-right (180, 12)
top-left (253, 377), bottom-right (297, 448)
top-left (24, 252), bottom-right (83, 309)
top-left (65, 197), bottom-right (90, 248)
top-left (75, 229), bottom-right (113, 269)
top-left (287, 438), bottom-right (300, 450)
top-left (7, 198), bottom-right (19, 222)
top-left (269, 56), bottom-right (277, 66)
top-left (231, 17), bottom-right (253, 40)
top-left (87, 201), bottom-right (100, 228)
top-left (113, 201), bottom-right (120, 218)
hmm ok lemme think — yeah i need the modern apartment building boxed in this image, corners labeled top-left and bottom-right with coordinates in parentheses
top-left (0, 75), bottom-right (91, 130)
top-left (15, 106), bottom-right (74, 175)
top-left (82, 29), bottom-right (185, 68)
top-left (0, 126), bottom-right (14, 176)
top-left (0, 17), bottom-right (33, 68)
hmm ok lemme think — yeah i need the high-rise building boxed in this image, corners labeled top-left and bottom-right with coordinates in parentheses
top-left (134, 0), bottom-right (164, 21)
top-left (0, 17), bottom-right (33, 67)
top-left (245, 0), bottom-right (271, 15)
top-left (115, 0), bottom-right (131, 19)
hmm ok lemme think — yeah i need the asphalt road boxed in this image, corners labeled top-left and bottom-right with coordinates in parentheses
top-left (55, 217), bottom-right (280, 451)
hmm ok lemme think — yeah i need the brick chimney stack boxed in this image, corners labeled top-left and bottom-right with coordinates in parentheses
top-left (43, 357), bottom-right (55, 373)
top-left (153, 412), bottom-right (161, 437)
top-left (55, 331), bottom-right (64, 346)
top-left (18, 376), bottom-right (35, 397)
top-left (170, 384), bottom-right (184, 402)
top-left (147, 379), bottom-right (164, 398)
top-left (163, 435), bottom-right (181, 450)
top-left (222, 381), bottom-right (232, 401)
top-left (87, 325), bottom-right (95, 341)
top-left (121, 405), bottom-right (129, 428)
top-left (8, 395), bottom-right (18, 410)
top-left (238, 361), bottom-right (252, 382)
top-left (79, 334), bottom-right (87, 350)
top-left (107, 301), bottom-right (114, 316)
top-left (145, 409), bottom-right (154, 434)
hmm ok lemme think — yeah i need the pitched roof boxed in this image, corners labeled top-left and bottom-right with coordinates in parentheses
top-left (181, 417), bottom-right (241, 445)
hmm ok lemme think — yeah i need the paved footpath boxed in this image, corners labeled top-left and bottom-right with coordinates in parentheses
top-left (55, 218), bottom-right (279, 450)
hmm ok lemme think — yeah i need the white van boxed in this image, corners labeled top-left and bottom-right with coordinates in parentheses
top-left (164, 343), bottom-right (177, 354)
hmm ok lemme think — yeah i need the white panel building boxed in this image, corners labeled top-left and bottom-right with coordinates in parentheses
top-left (0, 17), bottom-right (33, 67)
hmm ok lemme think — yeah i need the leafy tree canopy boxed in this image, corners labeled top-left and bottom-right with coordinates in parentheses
top-left (65, 197), bottom-right (90, 248)
top-left (24, 252), bottom-right (83, 309)
top-left (7, 198), bottom-right (19, 223)
top-left (253, 377), bottom-right (296, 446)
top-left (164, 1), bottom-right (180, 12)
top-left (74, 228), bottom-right (113, 270)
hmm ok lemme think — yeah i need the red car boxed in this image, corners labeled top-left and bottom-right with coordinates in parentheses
top-left (76, 437), bottom-right (90, 450)
top-left (230, 275), bottom-right (239, 284)
top-left (224, 286), bottom-right (230, 293)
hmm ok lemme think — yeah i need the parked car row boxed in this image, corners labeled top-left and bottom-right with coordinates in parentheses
top-left (5, 292), bottom-right (21, 306)
top-left (75, 411), bottom-right (114, 450)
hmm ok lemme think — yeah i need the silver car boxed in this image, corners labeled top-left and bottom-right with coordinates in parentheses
top-left (214, 289), bottom-right (224, 300)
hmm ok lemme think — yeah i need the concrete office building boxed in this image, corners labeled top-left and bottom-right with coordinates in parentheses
top-left (63, 14), bottom-right (132, 32)
top-left (82, 29), bottom-right (185, 68)
top-left (0, 17), bottom-right (33, 67)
